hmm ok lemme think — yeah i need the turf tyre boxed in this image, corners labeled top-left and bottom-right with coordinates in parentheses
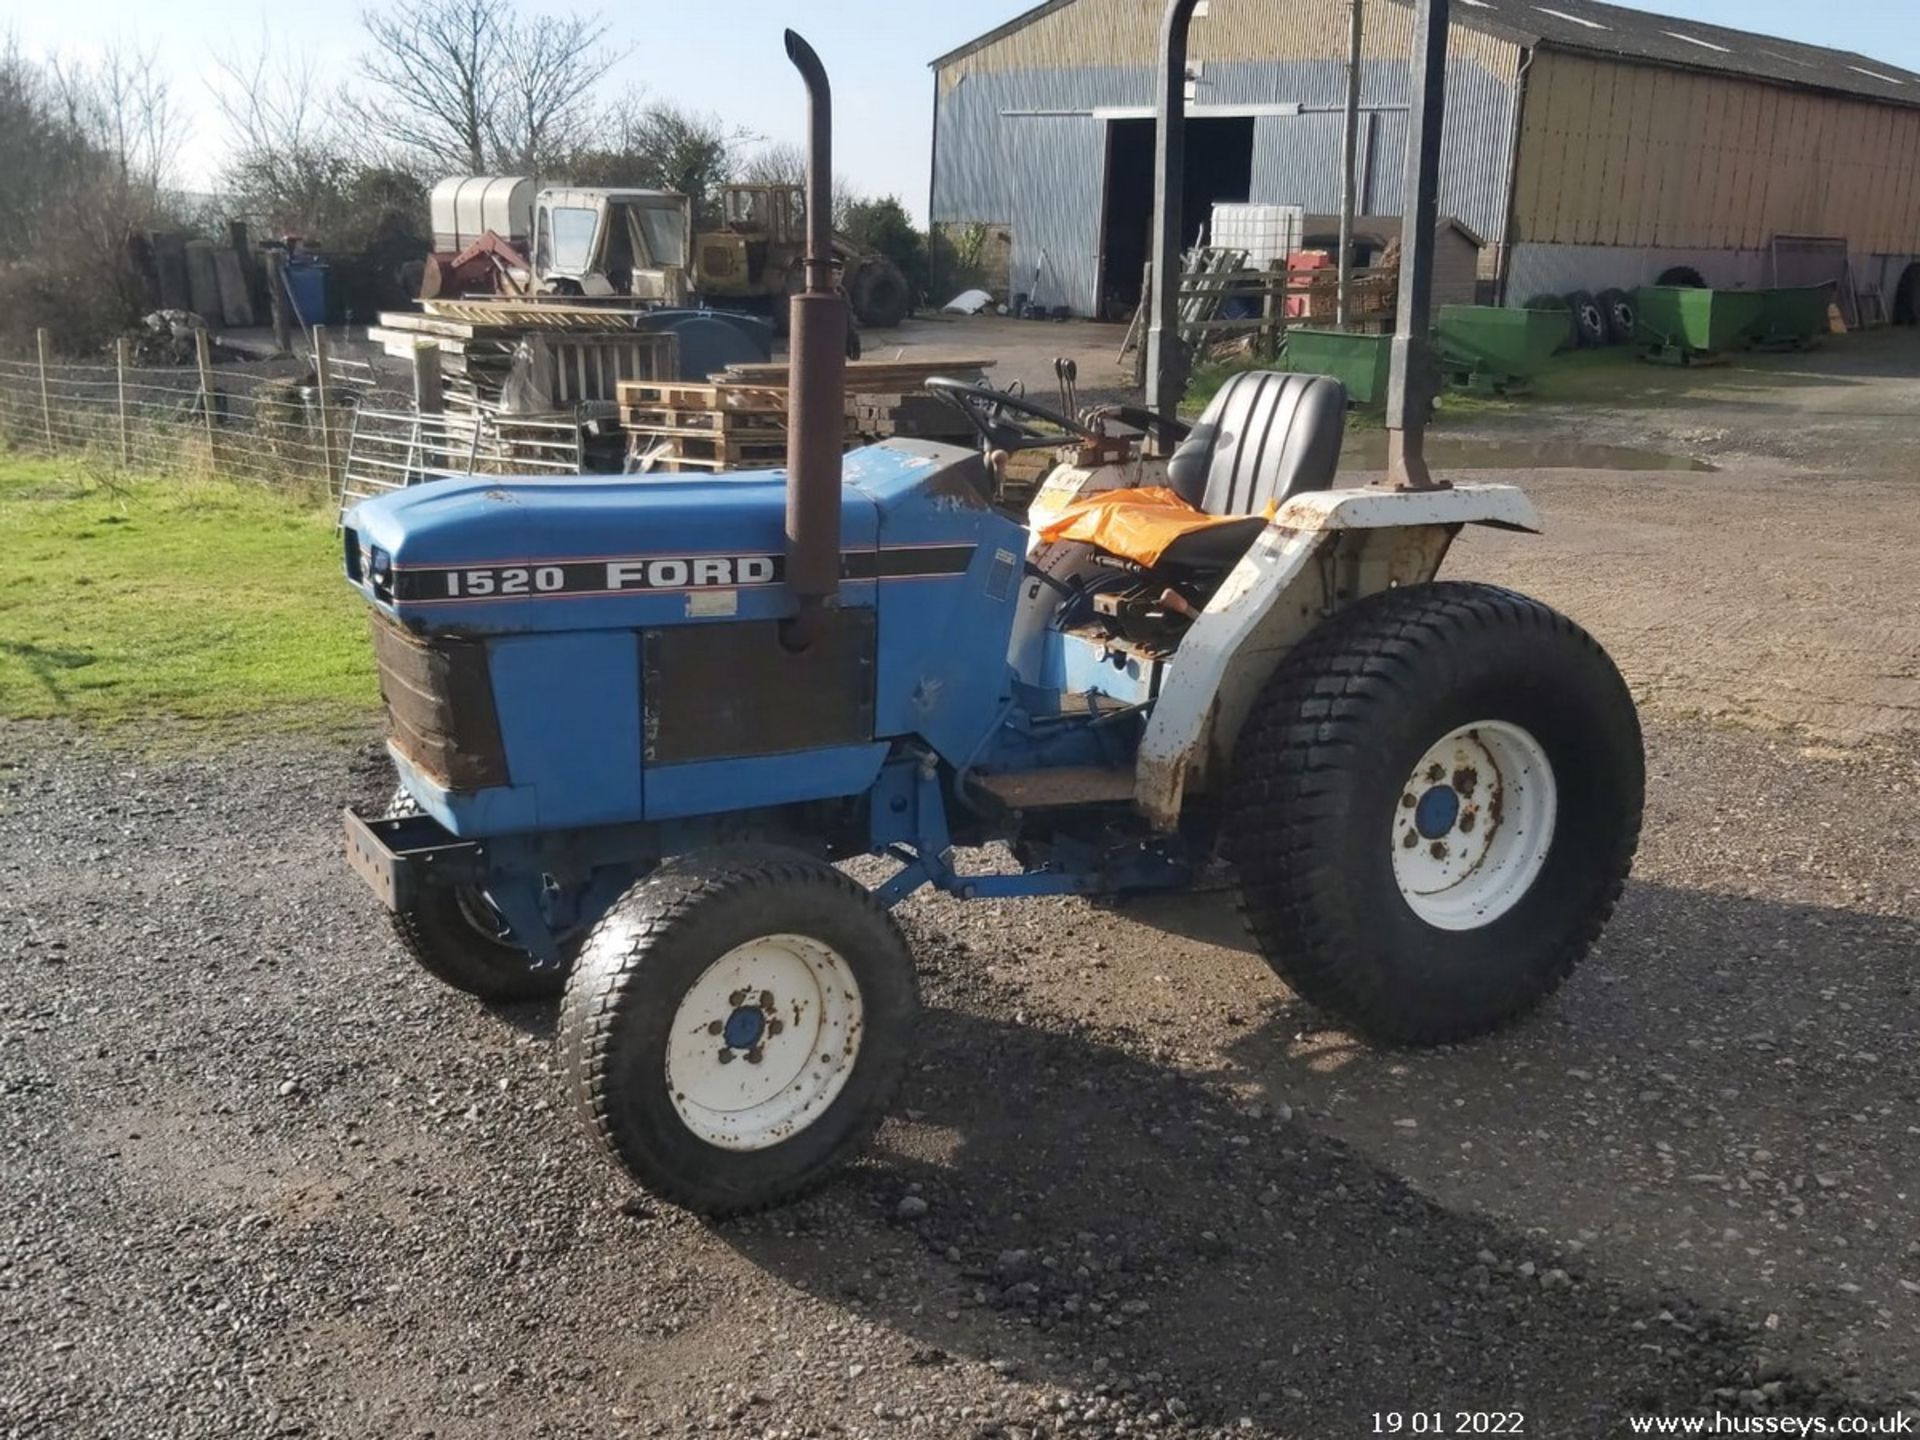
top-left (392, 889), bottom-right (572, 1002)
top-left (1226, 583), bottom-right (1643, 1046)
top-left (561, 846), bottom-right (918, 1215)
top-left (382, 786), bottom-right (573, 1002)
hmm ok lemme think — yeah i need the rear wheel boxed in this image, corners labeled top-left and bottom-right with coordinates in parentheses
top-left (850, 258), bottom-right (910, 329)
top-left (1226, 583), bottom-right (1643, 1045)
top-left (561, 846), bottom-right (918, 1215)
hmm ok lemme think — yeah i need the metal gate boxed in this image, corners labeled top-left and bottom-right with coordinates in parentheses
top-left (337, 406), bottom-right (584, 524)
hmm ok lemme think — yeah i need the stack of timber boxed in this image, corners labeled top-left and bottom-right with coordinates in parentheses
top-left (368, 299), bottom-right (677, 414)
top-left (620, 358), bottom-right (992, 472)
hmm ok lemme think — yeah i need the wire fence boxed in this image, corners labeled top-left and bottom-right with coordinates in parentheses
top-left (0, 329), bottom-right (586, 516)
top-left (0, 334), bottom-right (402, 498)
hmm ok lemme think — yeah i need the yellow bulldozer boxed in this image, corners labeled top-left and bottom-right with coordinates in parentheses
top-left (694, 183), bottom-right (910, 331)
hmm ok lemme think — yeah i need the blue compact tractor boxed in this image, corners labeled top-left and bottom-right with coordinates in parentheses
top-left (341, 16), bottom-right (1642, 1214)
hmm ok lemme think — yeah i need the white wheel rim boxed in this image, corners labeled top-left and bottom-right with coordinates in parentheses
top-left (1390, 721), bottom-right (1557, 932)
top-left (665, 934), bottom-right (863, 1152)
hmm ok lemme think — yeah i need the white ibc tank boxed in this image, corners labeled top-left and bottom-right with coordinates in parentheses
top-left (1210, 203), bottom-right (1306, 266)
top-left (429, 176), bottom-right (535, 253)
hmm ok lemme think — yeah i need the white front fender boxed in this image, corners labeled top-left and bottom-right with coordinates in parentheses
top-left (1133, 482), bottom-right (1541, 829)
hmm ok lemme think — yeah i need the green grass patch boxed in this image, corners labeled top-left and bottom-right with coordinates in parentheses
top-left (0, 453), bottom-right (376, 733)
top-left (1182, 356), bottom-right (1269, 416)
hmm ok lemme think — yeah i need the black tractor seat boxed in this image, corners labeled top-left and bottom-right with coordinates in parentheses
top-left (1152, 514), bottom-right (1272, 570)
top-left (1151, 370), bottom-right (1348, 571)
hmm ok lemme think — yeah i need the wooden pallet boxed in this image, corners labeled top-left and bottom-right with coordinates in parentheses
top-left (615, 380), bottom-right (788, 414)
top-left (715, 359), bottom-right (993, 388)
top-left (617, 404), bottom-right (794, 436)
top-left (622, 362), bottom-right (988, 472)
top-left (628, 432), bottom-right (794, 472)
top-left (623, 419), bottom-right (790, 444)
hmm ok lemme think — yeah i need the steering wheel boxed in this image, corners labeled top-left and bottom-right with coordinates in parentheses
top-left (925, 376), bottom-right (1098, 453)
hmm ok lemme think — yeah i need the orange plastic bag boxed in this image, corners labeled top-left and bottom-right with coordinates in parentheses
top-left (1036, 486), bottom-right (1252, 568)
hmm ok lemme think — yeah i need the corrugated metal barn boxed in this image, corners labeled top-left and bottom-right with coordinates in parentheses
top-left (929, 0), bottom-right (1920, 321)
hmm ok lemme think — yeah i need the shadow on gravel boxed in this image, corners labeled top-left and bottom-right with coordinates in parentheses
top-left (486, 1001), bottom-right (559, 1040)
top-left (718, 904), bottom-right (1898, 1437)
top-left (1746, 331), bottom-right (1920, 380)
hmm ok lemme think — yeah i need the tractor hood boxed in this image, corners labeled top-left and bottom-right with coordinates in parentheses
top-left (343, 441), bottom-right (991, 635)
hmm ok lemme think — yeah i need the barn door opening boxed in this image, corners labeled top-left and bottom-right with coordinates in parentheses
top-left (1097, 115), bottom-right (1254, 321)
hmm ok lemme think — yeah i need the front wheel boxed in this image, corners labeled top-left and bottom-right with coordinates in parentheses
top-left (1226, 583), bottom-right (1643, 1045)
top-left (392, 887), bottom-right (573, 1002)
top-left (560, 846), bottom-right (918, 1215)
top-left (383, 786), bottom-right (574, 1002)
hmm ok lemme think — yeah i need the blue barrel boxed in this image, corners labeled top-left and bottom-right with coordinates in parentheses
top-left (285, 262), bottom-right (329, 325)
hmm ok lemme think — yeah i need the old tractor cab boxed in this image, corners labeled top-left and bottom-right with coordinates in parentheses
top-left (531, 188), bottom-right (692, 301)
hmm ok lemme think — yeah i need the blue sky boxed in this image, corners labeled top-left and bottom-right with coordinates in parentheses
top-left (12, 0), bottom-right (1917, 220)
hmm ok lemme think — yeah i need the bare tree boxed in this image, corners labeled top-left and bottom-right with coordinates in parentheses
top-left (563, 94), bottom-right (755, 226)
top-left (213, 34), bottom-right (430, 306)
top-left (0, 37), bottom-right (93, 260)
top-left (359, 0), bottom-right (499, 170)
top-left (489, 14), bottom-right (612, 170)
top-left (0, 37), bottom-right (184, 349)
top-left (50, 41), bottom-right (179, 194)
top-left (212, 43), bottom-right (360, 231)
top-left (739, 140), bottom-right (856, 226)
top-left (358, 0), bottom-right (619, 174)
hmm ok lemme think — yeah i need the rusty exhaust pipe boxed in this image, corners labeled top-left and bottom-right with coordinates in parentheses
top-left (781, 30), bottom-right (847, 650)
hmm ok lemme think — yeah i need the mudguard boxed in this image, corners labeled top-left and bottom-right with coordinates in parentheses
top-left (1133, 483), bottom-right (1542, 829)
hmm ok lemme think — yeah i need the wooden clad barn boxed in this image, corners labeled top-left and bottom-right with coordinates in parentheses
top-left (930, 0), bottom-right (1920, 320)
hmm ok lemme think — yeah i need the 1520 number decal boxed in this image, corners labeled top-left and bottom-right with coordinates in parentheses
top-left (443, 567), bottom-right (566, 597)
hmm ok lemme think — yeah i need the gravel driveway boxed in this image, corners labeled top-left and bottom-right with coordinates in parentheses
top-left (2, 715), bottom-right (1914, 1438)
top-left (5, 331), bottom-right (1919, 1439)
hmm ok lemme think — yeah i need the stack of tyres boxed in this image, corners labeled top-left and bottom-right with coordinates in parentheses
top-left (1558, 289), bottom-right (1636, 348)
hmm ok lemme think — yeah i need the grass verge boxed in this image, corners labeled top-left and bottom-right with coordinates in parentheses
top-left (0, 453), bottom-right (376, 735)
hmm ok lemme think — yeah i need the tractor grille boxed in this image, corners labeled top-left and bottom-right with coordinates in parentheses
top-left (369, 616), bottom-right (510, 791)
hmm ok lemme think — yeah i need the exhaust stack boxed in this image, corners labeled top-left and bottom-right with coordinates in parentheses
top-left (781, 30), bottom-right (847, 648)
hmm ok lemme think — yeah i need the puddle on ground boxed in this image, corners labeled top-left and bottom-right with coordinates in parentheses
top-left (1342, 434), bottom-right (1717, 473)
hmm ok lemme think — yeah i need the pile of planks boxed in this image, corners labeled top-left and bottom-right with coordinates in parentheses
top-left (368, 300), bottom-right (676, 414)
top-left (847, 390), bottom-right (973, 441)
top-left (620, 358), bottom-right (992, 472)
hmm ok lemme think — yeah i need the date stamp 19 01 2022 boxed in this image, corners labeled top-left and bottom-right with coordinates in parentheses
top-left (1374, 1413), bottom-right (1525, 1435)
